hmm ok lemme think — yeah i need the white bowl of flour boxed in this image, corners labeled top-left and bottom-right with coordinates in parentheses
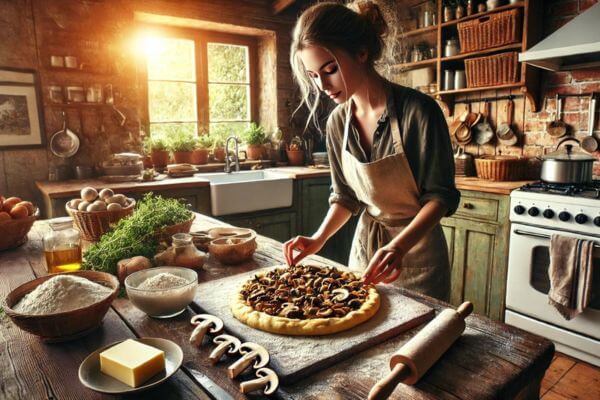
top-left (125, 267), bottom-right (198, 318)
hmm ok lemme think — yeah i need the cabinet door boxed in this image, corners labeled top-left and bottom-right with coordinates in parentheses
top-left (223, 212), bottom-right (296, 243)
top-left (444, 217), bottom-right (507, 320)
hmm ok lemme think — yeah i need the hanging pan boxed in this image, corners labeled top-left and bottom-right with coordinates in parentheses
top-left (581, 94), bottom-right (598, 153)
top-left (473, 101), bottom-right (494, 145)
top-left (497, 99), bottom-right (517, 146)
top-left (546, 94), bottom-right (567, 138)
top-left (50, 111), bottom-right (80, 158)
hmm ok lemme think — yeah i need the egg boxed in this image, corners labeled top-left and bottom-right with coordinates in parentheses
top-left (77, 201), bottom-right (90, 211)
top-left (99, 188), bottom-right (114, 200)
top-left (87, 200), bottom-right (107, 212)
top-left (69, 198), bottom-right (83, 210)
top-left (80, 187), bottom-right (98, 202)
top-left (3, 197), bottom-right (22, 213)
top-left (107, 203), bottom-right (123, 212)
top-left (15, 201), bottom-right (35, 216)
top-left (0, 211), bottom-right (11, 222)
top-left (9, 205), bottom-right (28, 219)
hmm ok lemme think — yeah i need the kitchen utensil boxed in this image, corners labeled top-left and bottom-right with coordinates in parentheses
top-left (195, 269), bottom-right (434, 383)
top-left (454, 146), bottom-right (475, 176)
top-left (546, 95), bottom-right (567, 138)
top-left (50, 111), bottom-right (80, 158)
top-left (539, 138), bottom-right (594, 184)
top-left (368, 302), bottom-right (473, 400)
top-left (112, 105), bottom-right (126, 127)
top-left (449, 109), bottom-right (468, 138)
top-left (473, 102), bottom-right (494, 145)
top-left (581, 95), bottom-right (598, 153)
top-left (496, 99), bottom-right (517, 145)
top-left (78, 338), bottom-right (183, 394)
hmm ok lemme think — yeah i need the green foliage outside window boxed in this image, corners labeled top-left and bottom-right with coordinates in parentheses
top-left (195, 135), bottom-right (214, 149)
top-left (168, 130), bottom-right (197, 152)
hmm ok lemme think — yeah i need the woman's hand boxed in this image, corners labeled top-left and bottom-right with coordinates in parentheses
top-left (283, 235), bottom-right (325, 266)
top-left (362, 241), bottom-right (406, 285)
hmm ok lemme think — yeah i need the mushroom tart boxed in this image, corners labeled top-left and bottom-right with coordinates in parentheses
top-left (231, 265), bottom-right (380, 335)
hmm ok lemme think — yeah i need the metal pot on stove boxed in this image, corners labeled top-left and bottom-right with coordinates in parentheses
top-left (539, 138), bottom-right (595, 184)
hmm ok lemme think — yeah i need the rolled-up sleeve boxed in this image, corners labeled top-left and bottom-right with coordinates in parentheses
top-left (403, 94), bottom-right (461, 216)
top-left (325, 109), bottom-right (363, 215)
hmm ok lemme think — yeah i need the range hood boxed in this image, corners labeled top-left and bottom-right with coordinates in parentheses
top-left (519, 2), bottom-right (600, 71)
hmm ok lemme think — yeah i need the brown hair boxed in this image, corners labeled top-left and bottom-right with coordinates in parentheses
top-left (290, 1), bottom-right (389, 130)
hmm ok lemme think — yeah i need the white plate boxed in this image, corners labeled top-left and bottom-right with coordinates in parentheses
top-left (78, 337), bottom-right (183, 394)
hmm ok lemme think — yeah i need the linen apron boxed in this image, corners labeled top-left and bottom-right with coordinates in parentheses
top-left (341, 100), bottom-right (450, 301)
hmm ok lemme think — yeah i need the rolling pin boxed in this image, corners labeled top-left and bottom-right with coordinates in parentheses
top-left (368, 301), bottom-right (473, 400)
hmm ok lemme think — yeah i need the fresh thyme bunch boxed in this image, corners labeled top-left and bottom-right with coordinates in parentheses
top-left (82, 193), bottom-right (192, 274)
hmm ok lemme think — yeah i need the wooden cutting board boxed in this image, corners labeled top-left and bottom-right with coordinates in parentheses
top-left (193, 268), bottom-right (434, 384)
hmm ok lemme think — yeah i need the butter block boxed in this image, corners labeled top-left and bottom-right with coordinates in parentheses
top-left (100, 339), bottom-right (165, 387)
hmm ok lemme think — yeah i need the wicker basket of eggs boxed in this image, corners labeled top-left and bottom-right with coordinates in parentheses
top-left (65, 187), bottom-right (135, 241)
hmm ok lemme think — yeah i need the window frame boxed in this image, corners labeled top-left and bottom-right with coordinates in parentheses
top-left (141, 25), bottom-right (258, 137)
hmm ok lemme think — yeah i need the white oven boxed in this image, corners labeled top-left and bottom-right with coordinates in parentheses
top-left (506, 222), bottom-right (600, 366)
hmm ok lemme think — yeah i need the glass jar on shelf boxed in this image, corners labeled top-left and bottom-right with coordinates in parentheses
top-left (444, 38), bottom-right (460, 57)
top-left (43, 217), bottom-right (81, 274)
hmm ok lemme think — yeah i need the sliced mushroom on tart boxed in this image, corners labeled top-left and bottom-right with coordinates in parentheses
top-left (231, 265), bottom-right (380, 335)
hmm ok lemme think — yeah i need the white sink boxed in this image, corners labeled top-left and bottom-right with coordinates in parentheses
top-left (195, 170), bottom-right (293, 216)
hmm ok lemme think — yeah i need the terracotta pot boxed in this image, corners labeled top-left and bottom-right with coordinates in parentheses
top-left (191, 149), bottom-right (209, 165)
top-left (173, 151), bottom-right (192, 164)
top-left (246, 144), bottom-right (264, 160)
top-left (150, 150), bottom-right (170, 168)
top-left (286, 150), bottom-right (304, 166)
top-left (213, 147), bottom-right (226, 163)
top-left (142, 155), bottom-right (153, 169)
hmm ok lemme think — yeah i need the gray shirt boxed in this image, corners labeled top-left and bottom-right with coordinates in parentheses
top-left (326, 81), bottom-right (460, 217)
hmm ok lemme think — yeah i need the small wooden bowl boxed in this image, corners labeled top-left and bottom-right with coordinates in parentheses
top-left (3, 271), bottom-right (119, 342)
top-left (209, 234), bottom-right (257, 265)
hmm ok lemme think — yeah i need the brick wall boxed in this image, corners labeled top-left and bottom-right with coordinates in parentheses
top-left (0, 0), bottom-right (298, 205)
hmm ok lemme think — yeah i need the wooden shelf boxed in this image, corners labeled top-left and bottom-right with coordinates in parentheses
top-left (436, 81), bottom-right (524, 95)
top-left (440, 43), bottom-right (523, 62)
top-left (401, 25), bottom-right (437, 39)
top-left (42, 66), bottom-right (113, 77)
top-left (393, 58), bottom-right (437, 70)
top-left (440, 2), bottom-right (525, 28)
top-left (45, 102), bottom-right (113, 108)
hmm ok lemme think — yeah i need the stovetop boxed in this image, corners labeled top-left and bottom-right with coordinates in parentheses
top-left (511, 181), bottom-right (600, 232)
top-left (519, 181), bottom-right (600, 199)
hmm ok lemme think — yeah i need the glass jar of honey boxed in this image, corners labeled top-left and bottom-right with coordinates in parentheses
top-left (43, 217), bottom-right (81, 273)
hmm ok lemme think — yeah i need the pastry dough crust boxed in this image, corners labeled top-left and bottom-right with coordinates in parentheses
top-left (231, 265), bottom-right (380, 336)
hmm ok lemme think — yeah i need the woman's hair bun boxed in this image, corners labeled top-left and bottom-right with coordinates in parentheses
top-left (350, 0), bottom-right (388, 37)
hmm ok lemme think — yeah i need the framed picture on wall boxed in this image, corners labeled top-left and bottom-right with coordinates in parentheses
top-left (0, 68), bottom-right (45, 149)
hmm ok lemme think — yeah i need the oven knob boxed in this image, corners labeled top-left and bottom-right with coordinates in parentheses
top-left (559, 211), bottom-right (571, 222)
top-left (543, 208), bottom-right (554, 219)
top-left (575, 214), bottom-right (588, 224)
top-left (543, 209), bottom-right (555, 219)
top-left (528, 207), bottom-right (539, 217)
top-left (514, 205), bottom-right (526, 215)
top-left (594, 217), bottom-right (600, 227)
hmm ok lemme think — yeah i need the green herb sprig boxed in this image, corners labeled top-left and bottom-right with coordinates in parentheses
top-left (82, 193), bottom-right (192, 274)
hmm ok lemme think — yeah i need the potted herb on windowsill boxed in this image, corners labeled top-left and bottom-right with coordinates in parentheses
top-left (144, 137), bottom-right (170, 168)
top-left (242, 123), bottom-right (267, 160)
top-left (191, 135), bottom-right (213, 165)
top-left (169, 132), bottom-right (196, 164)
top-left (212, 138), bottom-right (226, 163)
top-left (286, 136), bottom-right (305, 166)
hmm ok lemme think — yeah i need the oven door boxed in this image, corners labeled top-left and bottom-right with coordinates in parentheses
top-left (506, 223), bottom-right (600, 339)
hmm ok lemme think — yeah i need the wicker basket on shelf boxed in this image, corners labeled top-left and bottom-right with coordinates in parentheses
top-left (0, 210), bottom-right (38, 251)
top-left (66, 200), bottom-right (135, 242)
top-left (474, 155), bottom-right (527, 181)
top-left (465, 51), bottom-right (518, 88)
top-left (457, 9), bottom-right (522, 53)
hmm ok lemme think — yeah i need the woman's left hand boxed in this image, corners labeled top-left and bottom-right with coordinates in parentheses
top-left (362, 241), bottom-right (406, 285)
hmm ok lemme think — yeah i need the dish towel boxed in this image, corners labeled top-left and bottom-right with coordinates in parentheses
top-left (548, 234), bottom-right (594, 320)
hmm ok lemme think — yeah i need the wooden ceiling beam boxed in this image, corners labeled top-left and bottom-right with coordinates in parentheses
top-left (272, 0), bottom-right (296, 15)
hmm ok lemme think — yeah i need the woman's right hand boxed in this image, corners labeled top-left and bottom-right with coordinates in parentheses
top-left (283, 235), bottom-right (325, 266)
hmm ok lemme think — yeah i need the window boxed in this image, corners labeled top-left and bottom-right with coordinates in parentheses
top-left (144, 29), bottom-right (256, 142)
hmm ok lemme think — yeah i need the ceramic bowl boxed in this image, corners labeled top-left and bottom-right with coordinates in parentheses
top-left (208, 233), bottom-right (257, 265)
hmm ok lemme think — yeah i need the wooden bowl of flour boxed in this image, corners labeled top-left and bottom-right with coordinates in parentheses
top-left (3, 271), bottom-right (119, 342)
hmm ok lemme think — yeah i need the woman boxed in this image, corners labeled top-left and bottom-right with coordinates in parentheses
top-left (283, 1), bottom-right (460, 301)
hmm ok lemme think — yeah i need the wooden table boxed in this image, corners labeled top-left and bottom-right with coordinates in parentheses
top-left (0, 215), bottom-right (554, 399)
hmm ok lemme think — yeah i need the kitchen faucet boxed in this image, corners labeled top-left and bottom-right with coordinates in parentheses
top-left (224, 135), bottom-right (241, 173)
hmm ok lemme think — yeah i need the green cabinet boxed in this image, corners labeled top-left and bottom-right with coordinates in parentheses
top-left (299, 177), bottom-right (357, 265)
top-left (441, 190), bottom-right (510, 321)
top-left (221, 211), bottom-right (297, 243)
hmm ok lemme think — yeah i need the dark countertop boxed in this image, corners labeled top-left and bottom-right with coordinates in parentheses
top-left (0, 214), bottom-right (554, 399)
